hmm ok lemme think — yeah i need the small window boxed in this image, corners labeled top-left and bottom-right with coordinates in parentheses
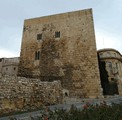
top-left (111, 78), bottom-right (114, 81)
top-left (14, 67), bottom-right (16, 70)
top-left (99, 53), bottom-right (103, 57)
top-left (114, 53), bottom-right (116, 57)
top-left (6, 68), bottom-right (8, 71)
top-left (108, 62), bottom-right (112, 69)
top-left (35, 51), bottom-right (40, 60)
top-left (116, 63), bottom-right (118, 69)
top-left (65, 92), bottom-right (68, 97)
top-left (55, 31), bottom-right (60, 38)
top-left (107, 52), bottom-right (110, 57)
top-left (37, 34), bottom-right (42, 40)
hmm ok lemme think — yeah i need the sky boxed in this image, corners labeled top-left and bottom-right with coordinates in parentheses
top-left (0, 0), bottom-right (122, 58)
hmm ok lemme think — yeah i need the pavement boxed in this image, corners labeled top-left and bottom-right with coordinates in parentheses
top-left (0, 96), bottom-right (122, 120)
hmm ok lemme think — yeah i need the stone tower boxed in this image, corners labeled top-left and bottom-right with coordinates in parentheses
top-left (98, 48), bottom-right (122, 95)
top-left (19, 8), bottom-right (102, 98)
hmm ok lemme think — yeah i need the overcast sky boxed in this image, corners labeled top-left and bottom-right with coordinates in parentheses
top-left (0, 0), bottom-right (122, 58)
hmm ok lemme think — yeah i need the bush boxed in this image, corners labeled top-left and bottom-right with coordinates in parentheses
top-left (9, 101), bottom-right (122, 120)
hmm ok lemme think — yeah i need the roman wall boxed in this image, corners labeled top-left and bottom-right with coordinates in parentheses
top-left (19, 9), bottom-right (102, 98)
top-left (0, 76), bottom-right (62, 115)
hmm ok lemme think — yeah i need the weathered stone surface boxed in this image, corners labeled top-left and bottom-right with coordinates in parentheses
top-left (98, 48), bottom-right (122, 95)
top-left (18, 8), bottom-right (102, 98)
top-left (0, 57), bottom-right (19, 76)
top-left (0, 76), bottom-right (62, 115)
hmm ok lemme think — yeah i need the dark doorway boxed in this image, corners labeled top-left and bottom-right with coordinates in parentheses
top-left (97, 54), bottom-right (119, 95)
top-left (108, 81), bottom-right (119, 95)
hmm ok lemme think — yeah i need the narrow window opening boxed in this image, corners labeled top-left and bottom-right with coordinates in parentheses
top-left (35, 51), bottom-right (40, 60)
top-left (65, 92), bottom-right (68, 97)
top-left (37, 51), bottom-right (40, 60)
top-left (108, 62), bottom-right (112, 69)
top-left (116, 63), bottom-right (118, 69)
top-left (37, 34), bottom-right (42, 40)
top-left (55, 31), bottom-right (60, 38)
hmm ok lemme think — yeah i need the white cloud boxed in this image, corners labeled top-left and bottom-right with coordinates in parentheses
top-left (0, 0), bottom-right (122, 57)
top-left (96, 32), bottom-right (115, 49)
top-left (95, 28), bottom-right (122, 53)
top-left (0, 49), bottom-right (19, 58)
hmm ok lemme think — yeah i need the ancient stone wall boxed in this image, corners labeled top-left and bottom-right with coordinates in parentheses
top-left (0, 76), bottom-right (62, 115)
top-left (19, 8), bottom-right (102, 98)
top-left (0, 57), bottom-right (19, 77)
top-left (98, 49), bottom-right (122, 95)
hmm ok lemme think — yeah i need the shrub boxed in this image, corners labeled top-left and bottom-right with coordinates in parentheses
top-left (9, 101), bottom-right (122, 120)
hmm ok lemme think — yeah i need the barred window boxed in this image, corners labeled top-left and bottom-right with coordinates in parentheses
top-left (55, 31), bottom-right (60, 38)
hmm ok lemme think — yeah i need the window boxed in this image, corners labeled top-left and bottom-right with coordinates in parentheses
top-left (111, 78), bottom-right (114, 81)
top-left (65, 92), bottom-right (68, 97)
top-left (108, 62), bottom-right (112, 69)
top-left (116, 63), bottom-right (118, 69)
top-left (107, 52), bottom-right (110, 57)
top-left (13, 67), bottom-right (16, 70)
top-left (99, 53), bottom-right (103, 58)
top-left (55, 31), bottom-right (60, 38)
top-left (35, 51), bottom-right (40, 60)
top-left (114, 53), bottom-right (116, 57)
top-left (37, 34), bottom-right (42, 40)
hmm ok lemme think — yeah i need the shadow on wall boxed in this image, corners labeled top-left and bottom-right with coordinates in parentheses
top-left (97, 54), bottom-right (119, 95)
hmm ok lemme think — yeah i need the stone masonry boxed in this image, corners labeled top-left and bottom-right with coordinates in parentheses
top-left (18, 8), bottom-right (102, 98)
top-left (98, 48), bottom-right (122, 95)
top-left (0, 76), bottom-right (62, 115)
top-left (0, 57), bottom-right (19, 76)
